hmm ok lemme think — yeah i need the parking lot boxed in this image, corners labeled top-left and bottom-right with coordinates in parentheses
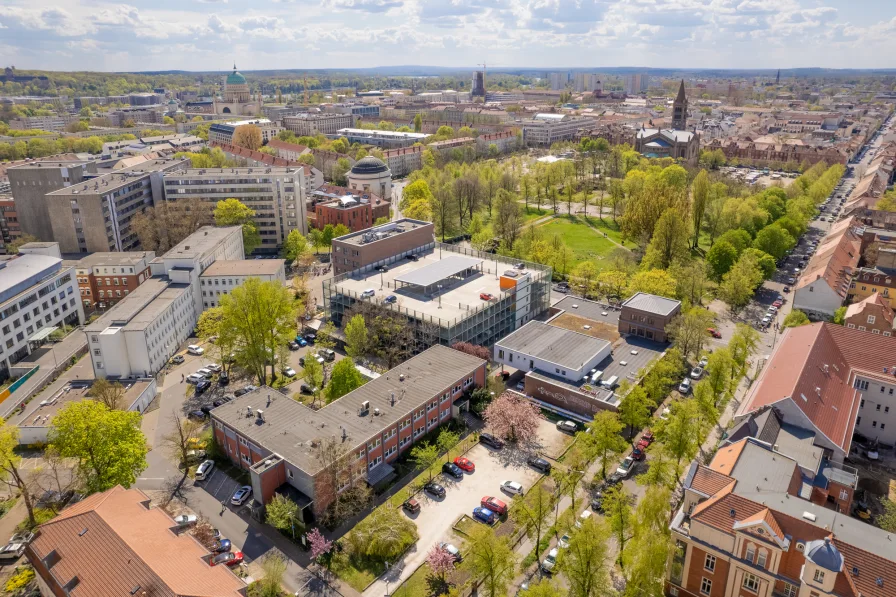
top-left (365, 420), bottom-right (568, 596)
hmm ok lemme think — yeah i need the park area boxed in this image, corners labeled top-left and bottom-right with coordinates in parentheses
top-left (537, 215), bottom-right (637, 271)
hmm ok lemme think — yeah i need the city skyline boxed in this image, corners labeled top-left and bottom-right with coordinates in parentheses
top-left (0, 0), bottom-right (894, 73)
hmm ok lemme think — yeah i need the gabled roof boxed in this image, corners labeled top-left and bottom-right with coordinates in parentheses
top-left (686, 463), bottom-right (737, 497)
top-left (738, 322), bottom-right (896, 453)
top-left (28, 486), bottom-right (245, 597)
top-left (844, 293), bottom-right (894, 327)
top-left (794, 218), bottom-right (861, 296)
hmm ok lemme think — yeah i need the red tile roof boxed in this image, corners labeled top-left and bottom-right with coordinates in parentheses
top-left (267, 138), bottom-right (309, 153)
top-left (844, 293), bottom-right (894, 328)
top-left (739, 322), bottom-right (896, 454)
top-left (794, 218), bottom-right (861, 297)
top-left (28, 486), bottom-right (245, 597)
top-left (690, 464), bottom-right (737, 496)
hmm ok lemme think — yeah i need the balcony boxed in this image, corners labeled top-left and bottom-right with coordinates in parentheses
top-left (671, 507), bottom-right (690, 536)
top-left (815, 458), bottom-right (858, 490)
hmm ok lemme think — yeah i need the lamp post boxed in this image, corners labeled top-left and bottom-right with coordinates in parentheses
top-left (437, 284), bottom-right (443, 309)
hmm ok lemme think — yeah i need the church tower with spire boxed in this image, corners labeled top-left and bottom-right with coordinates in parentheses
top-left (672, 80), bottom-right (688, 130)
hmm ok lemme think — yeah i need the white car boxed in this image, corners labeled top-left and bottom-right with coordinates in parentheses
top-left (678, 378), bottom-right (691, 394)
top-left (186, 373), bottom-right (204, 385)
top-left (282, 367), bottom-right (297, 377)
top-left (195, 460), bottom-right (215, 481)
top-left (438, 542), bottom-right (462, 562)
top-left (616, 457), bottom-right (635, 478)
top-left (574, 510), bottom-right (593, 528)
top-left (187, 345), bottom-right (204, 356)
top-left (360, 288), bottom-right (376, 298)
top-left (558, 533), bottom-right (571, 549)
top-left (196, 368), bottom-right (213, 378)
top-left (231, 486), bottom-right (253, 506)
top-left (698, 356), bottom-right (708, 368)
top-left (173, 514), bottom-right (198, 526)
top-left (541, 548), bottom-right (559, 573)
top-left (501, 480), bottom-right (524, 495)
top-left (206, 363), bottom-right (222, 373)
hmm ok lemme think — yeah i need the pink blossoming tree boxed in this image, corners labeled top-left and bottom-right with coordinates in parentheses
top-left (483, 392), bottom-right (542, 443)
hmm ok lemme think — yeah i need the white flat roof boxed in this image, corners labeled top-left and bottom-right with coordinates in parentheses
top-left (394, 255), bottom-right (483, 288)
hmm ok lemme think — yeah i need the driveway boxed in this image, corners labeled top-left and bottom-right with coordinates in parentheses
top-left (364, 437), bottom-right (550, 596)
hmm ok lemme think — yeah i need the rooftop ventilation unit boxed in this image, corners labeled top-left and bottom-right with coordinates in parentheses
top-left (360, 400), bottom-right (370, 414)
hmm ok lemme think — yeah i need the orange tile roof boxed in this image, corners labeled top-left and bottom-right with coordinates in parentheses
top-left (709, 441), bottom-right (746, 475)
top-left (28, 486), bottom-right (245, 597)
top-left (794, 218), bottom-right (861, 297)
top-left (690, 465), bottom-right (737, 496)
top-left (739, 322), bottom-right (896, 453)
top-left (844, 293), bottom-right (895, 327)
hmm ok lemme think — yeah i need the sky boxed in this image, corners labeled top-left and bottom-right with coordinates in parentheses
top-left (0, 0), bottom-right (893, 73)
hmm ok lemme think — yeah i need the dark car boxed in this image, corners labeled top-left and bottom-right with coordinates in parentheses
top-left (200, 405), bottom-right (213, 415)
top-left (195, 379), bottom-right (211, 395)
top-left (402, 498), bottom-right (421, 514)
top-left (479, 432), bottom-right (504, 450)
top-left (375, 264), bottom-right (389, 272)
top-left (304, 333), bottom-right (316, 344)
top-left (605, 472), bottom-right (624, 485)
top-left (318, 349), bottom-right (336, 362)
top-left (424, 482), bottom-right (446, 498)
top-left (442, 462), bottom-right (464, 479)
top-left (384, 295), bottom-right (398, 304)
top-left (300, 384), bottom-right (316, 395)
top-left (234, 385), bottom-right (257, 397)
top-left (473, 507), bottom-right (498, 525)
top-left (631, 447), bottom-right (645, 461)
top-left (213, 539), bottom-right (232, 553)
top-left (406, 254), bottom-right (419, 261)
top-left (527, 456), bottom-right (552, 474)
top-left (591, 492), bottom-right (604, 513)
top-left (218, 372), bottom-right (229, 385)
top-left (188, 410), bottom-right (207, 421)
top-left (170, 355), bottom-right (185, 364)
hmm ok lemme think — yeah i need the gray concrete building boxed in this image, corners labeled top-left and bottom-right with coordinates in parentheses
top-left (282, 113), bottom-right (353, 136)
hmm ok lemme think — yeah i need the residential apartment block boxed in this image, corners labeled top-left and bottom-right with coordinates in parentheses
top-left (334, 128), bottom-right (430, 149)
top-left (85, 226), bottom-right (243, 380)
top-left (522, 114), bottom-right (588, 146)
top-left (0, 253), bottom-right (83, 376)
top-left (44, 158), bottom-right (185, 253)
top-left (26, 486), bottom-right (245, 597)
top-left (794, 218), bottom-right (861, 319)
top-left (71, 251), bottom-right (156, 312)
top-left (282, 113), bottom-right (353, 136)
top-left (843, 293), bottom-right (894, 335)
top-left (311, 185), bottom-right (390, 233)
top-left (383, 146), bottom-right (423, 177)
top-left (200, 259), bottom-right (285, 309)
top-left (162, 167), bottom-right (309, 253)
top-left (9, 114), bottom-right (79, 132)
top-left (211, 345), bottom-right (487, 515)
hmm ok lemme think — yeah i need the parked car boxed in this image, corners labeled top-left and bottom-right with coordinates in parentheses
top-left (210, 551), bottom-right (244, 567)
top-left (173, 514), bottom-right (198, 527)
top-left (213, 538), bottom-right (232, 553)
top-left (402, 498), bottom-right (421, 514)
top-left (783, 286), bottom-right (791, 293)
top-left (690, 367), bottom-right (704, 380)
top-left (481, 496), bottom-right (508, 515)
top-left (300, 384), bottom-right (316, 395)
top-left (616, 457), bottom-right (635, 478)
top-left (575, 510), bottom-right (593, 528)
top-left (442, 462), bottom-right (464, 479)
top-left (406, 254), bottom-right (419, 262)
top-left (360, 289), bottom-right (376, 298)
top-left (706, 328), bottom-right (722, 339)
top-left (188, 410), bottom-right (207, 421)
top-left (195, 379), bottom-right (211, 395)
top-left (641, 429), bottom-right (655, 443)
top-left (698, 356), bottom-right (708, 368)
top-left (196, 368), bottom-right (213, 378)
top-left (195, 460), bottom-right (215, 481)
top-left (636, 438), bottom-right (651, 451)
top-left (472, 507), bottom-right (497, 525)
top-left (541, 548), bottom-right (559, 573)
top-left (375, 264), bottom-right (389, 272)
top-left (234, 385), bottom-right (257, 397)
top-left (206, 364), bottom-right (222, 373)
top-left (318, 349), bottom-right (336, 362)
top-left (384, 295), bottom-right (397, 304)
top-left (170, 355), bottom-right (185, 365)
top-left (187, 345), bottom-right (204, 356)
top-left (772, 300), bottom-right (783, 308)
top-left (288, 340), bottom-right (301, 351)
top-left (186, 373), bottom-right (204, 384)
top-left (479, 432), bottom-right (504, 449)
top-left (300, 355), bottom-right (325, 367)
top-left (558, 533), bottom-right (571, 549)
top-left (556, 420), bottom-right (578, 434)
top-left (303, 333), bottom-right (317, 344)
top-left (501, 480), bottom-right (524, 495)
top-left (424, 482), bottom-right (446, 498)
top-left (282, 366), bottom-right (297, 377)
top-left (678, 378), bottom-right (691, 394)
top-left (479, 293), bottom-right (495, 301)
top-left (454, 457), bottom-right (475, 472)
top-left (590, 491), bottom-right (604, 513)
top-left (230, 486), bottom-right (253, 506)
top-left (0, 532), bottom-right (34, 561)
top-left (527, 456), bottom-right (552, 474)
top-left (631, 447), bottom-right (645, 461)
top-left (294, 336), bottom-right (308, 347)
top-left (438, 542), bottom-right (462, 562)
top-left (218, 372), bottom-right (229, 385)
top-left (185, 449), bottom-right (206, 463)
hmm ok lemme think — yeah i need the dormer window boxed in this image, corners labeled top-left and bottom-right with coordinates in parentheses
top-left (814, 570), bottom-right (825, 583)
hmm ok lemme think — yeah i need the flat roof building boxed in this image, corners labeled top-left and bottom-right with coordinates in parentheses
top-left (311, 185), bottom-right (390, 233)
top-left (282, 113), bottom-right (353, 136)
top-left (618, 291), bottom-right (682, 342)
top-left (208, 119), bottom-right (282, 146)
top-left (70, 251), bottom-right (156, 313)
top-left (334, 128), bottom-right (430, 149)
top-left (331, 218), bottom-right (435, 275)
top-left (211, 345), bottom-right (487, 515)
top-left (7, 160), bottom-right (96, 243)
top-left (522, 114), bottom-right (588, 146)
top-left (494, 321), bottom-right (612, 383)
top-left (199, 259), bottom-right (286, 309)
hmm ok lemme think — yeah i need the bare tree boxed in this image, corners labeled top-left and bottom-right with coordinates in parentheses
top-left (160, 411), bottom-right (204, 506)
top-left (314, 437), bottom-right (371, 527)
top-left (89, 378), bottom-right (126, 410)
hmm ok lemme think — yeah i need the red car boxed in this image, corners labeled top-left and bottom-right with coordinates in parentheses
top-left (454, 457), bottom-right (475, 472)
top-left (479, 293), bottom-right (494, 301)
top-left (211, 551), bottom-right (244, 567)
top-left (641, 429), bottom-right (655, 443)
top-left (631, 447), bottom-right (645, 461)
top-left (481, 496), bottom-right (508, 516)
top-left (636, 438), bottom-right (651, 451)
top-left (772, 300), bottom-right (783, 308)
top-left (707, 328), bottom-right (722, 339)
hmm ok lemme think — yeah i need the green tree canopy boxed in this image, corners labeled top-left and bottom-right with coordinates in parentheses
top-left (325, 358), bottom-right (365, 403)
top-left (214, 198), bottom-right (261, 255)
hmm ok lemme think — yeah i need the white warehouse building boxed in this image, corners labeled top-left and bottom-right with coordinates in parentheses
top-left (86, 226), bottom-right (244, 379)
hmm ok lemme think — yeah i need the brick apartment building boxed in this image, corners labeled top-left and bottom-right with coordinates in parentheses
top-left (72, 251), bottom-right (155, 312)
top-left (619, 292), bottom-right (682, 342)
top-left (312, 185), bottom-right (390, 233)
top-left (331, 218), bottom-right (435, 275)
top-left (843, 293), bottom-right (894, 336)
top-left (210, 345), bottom-right (487, 516)
top-left (665, 436), bottom-right (890, 597)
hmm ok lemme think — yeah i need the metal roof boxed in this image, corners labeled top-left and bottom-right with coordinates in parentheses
top-left (621, 292), bottom-right (682, 316)
top-left (394, 255), bottom-right (483, 288)
top-left (495, 321), bottom-right (610, 372)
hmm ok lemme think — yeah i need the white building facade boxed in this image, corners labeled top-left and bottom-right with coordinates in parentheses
top-left (199, 260), bottom-right (286, 309)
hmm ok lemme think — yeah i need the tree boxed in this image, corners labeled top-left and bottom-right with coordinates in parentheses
top-left (132, 198), bottom-right (212, 254)
top-left (706, 241), bottom-right (738, 281)
top-left (411, 442), bottom-right (440, 479)
top-left (450, 342), bottom-right (490, 361)
top-left (596, 269), bottom-right (629, 301)
top-left (302, 357), bottom-right (325, 407)
top-left (511, 481), bottom-right (554, 563)
top-left (667, 307), bottom-right (715, 360)
top-left (89, 378), bottom-right (126, 410)
top-left (691, 170), bottom-right (710, 248)
top-left (48, 401), bottom-right (147, 494)
top-left (233, 124), bottom-right (263, 151)
top-left (344, 314), bottom-right (369, 360)
top-left (462, 526), bottom-right (517, 597)
top-left (6, 234), bottom-right (38, 254)
top-left (282, 229), bottom-right (311, 264)
top-left (325, 358), bottom-right (365, 403)
top-left (314, 437), bottom-right (371, 525)
top-left (215, 198), bottom-right (261, 255)
top-left (483, 392), bottom-right (542, 444)
top-left (346, 503), bottom-right (418, 561)
top-left (256, 552), bottom-right (289, 597)
top-left (623, 486), bottom-right (674, 597)
top-left (218, 278), bottom-right (297, 385)
top-left (874, 189), bottom-right (896, 212)
top-left (719, 252), bottom-right (764, 313)
top-left (426, 544), bottom-right (457, 594)
top-left (582, 410), bottom-right (626, 479)
top-left (782, 310), bottom-right (811, 328)
top-left (437, 428), bottom-right (459, 463)
top-left (160, 411), bottom-right (204, 504)
top-left (716, 229), bottom-right (752, 255)
top-left (753, 224), bottom-right (794, 260)
top-left (742, 248), bottom-right (777, 280)
top-left (413, 113), bottom-right (422, 133)
top-left (0, 422), bottom-right (37, 527)
top-left (493, 189), bottom-right (523, 249)
top-left (642, 208), bottom-right (691, 270)
top-left (728, 323), bottom-right (760, 383)
top-left (706, 348), bottom-right (735, 405)
top-left (617, 385), bottom-right (651, 443)
top-left (832, 306), bottom-right (847, 325)
top-left (267, 494), bottom-right (301, 534)
top-left (602, 484), bottom-right (633, 566)
top-left (627, 269), bottom-right (677, 299)
top-left (570, 261), bottom-right (600, 298)
top-left (561, 516), bottom-right (613, 597)
top-left (658, 399), bottom-right (701, 481)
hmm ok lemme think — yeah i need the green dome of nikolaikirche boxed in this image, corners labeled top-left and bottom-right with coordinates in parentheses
top-left (226, 64), bottom-right (247, 86)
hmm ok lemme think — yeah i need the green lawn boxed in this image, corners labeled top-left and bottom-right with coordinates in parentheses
top-left (520, 206), bottom-right (553, 223)
top-left (539, 216), bottom-right (625, 271)
top-left (329, 553), bottom-right (382, 593)
top-left (391, 562), bottom-right (431, 597)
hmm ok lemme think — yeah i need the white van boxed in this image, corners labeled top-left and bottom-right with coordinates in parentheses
top-left (600, 375), bottom-right (619, 389)
top-left (195, 459), bottom-right (215, 481)
top-left (590, 370), bottom-right (604, 384)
